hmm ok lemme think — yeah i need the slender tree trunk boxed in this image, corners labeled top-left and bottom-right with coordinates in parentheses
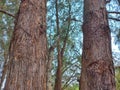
top-left (80, 0), bottom-right (116, 90)
top-left (54, 51), bottom-right (62, 90)
top-left (54, 0), bottom-right (62, 90)
top-left (54, 1), bottom-right (71, 90)
top-left (4, 0), bottom-right (47, 90)
top-left (46, 51), bottom-right (54, 90)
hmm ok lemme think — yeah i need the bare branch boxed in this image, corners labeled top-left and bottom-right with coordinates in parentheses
top-left (0, 9), bottom-right (15, 18)
top-left (108, 11), bottom-right (120, 14)
top-left (109, 17), bottom-right (120, 21)
top-left (62, 60), bottom-right (79, 74)
top-left (62, 70), bottom-right (77, 90)
top-left (106, 0), bottom-right (111, 4)
top-left (61, 2), bottom-right (71, 57)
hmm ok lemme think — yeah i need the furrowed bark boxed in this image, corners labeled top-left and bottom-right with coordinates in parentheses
top-left (4, 0), bottom-right (47, 90)
top-left (80, 0), bottom-right (116, 90)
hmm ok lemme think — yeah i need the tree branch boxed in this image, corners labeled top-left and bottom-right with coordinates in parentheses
top-left (62, 60), bottom-right (78, 74)
top-left (117, 0), bottom-right (120, 5)
top-left (109, 17), bottom-right (120, 21)
top-left (62, 70), bottom-right (76, 90)
top-left (0, 9), bottom-right (15, 18)
top-left (61, 2), bottom-right (71, 57)
top-left (108, 11), bottom-right (120, 14)
top-left (106, 0), bottom-right (111, 4)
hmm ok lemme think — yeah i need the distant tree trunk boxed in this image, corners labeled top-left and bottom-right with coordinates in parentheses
top-left (4, 0), bottom-right (47, 90)
top-left (54, 1), bottom-right (71, 90)
top-left (54, 0), bottom-right (62, 90)
top-left (54, 50), bottom-right (62, 90)
top-left (80, 0), bottom-right (116, 90)
top-left (46, 50), bottom-right (54, 90)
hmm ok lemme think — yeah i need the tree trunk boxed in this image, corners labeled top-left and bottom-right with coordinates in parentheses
top-left (4, 0), bottom-right (47, 90)
top-left (54, 0), bottom-right (62, 90)
top-left (80, 0), bottom-right (116, 90)
top-left (54, 1), bottom-right (71, 90)
top-left (54, 51), bottom-right (62, 90)
top-left (46, 51), bottom-right (54, 90)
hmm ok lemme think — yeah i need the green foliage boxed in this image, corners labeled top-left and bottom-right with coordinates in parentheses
top-left (0, 0), bottom-right (20, 61)
top-left (64, 84), bottom-right (79, 90)
top-left (116, 68), bottom-right (120, 90)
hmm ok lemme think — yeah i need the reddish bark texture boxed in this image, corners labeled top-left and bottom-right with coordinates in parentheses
top-left (4, 0), bottom-right (47, 90)
top-left (80, 0), bottom-right (116, 90)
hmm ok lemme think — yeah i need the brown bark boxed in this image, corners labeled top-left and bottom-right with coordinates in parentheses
top-left (46, 51), bottom-right (54, 90)
top-left (54, 51), bottom-right (62, 90)
top-left (4, 0), bottom-right (47, 90)
top-left (54, 0), bottom-right (62, 90)
top-left (80, 0), bottom-right (116, 90)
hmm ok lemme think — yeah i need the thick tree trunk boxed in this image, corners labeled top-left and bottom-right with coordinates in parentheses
top-left (4, 0), bottom-right (47, 90)
top-left (80, 0), bottom-right (116, 90)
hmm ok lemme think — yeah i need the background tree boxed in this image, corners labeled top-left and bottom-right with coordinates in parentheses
top-left (80, 0), bottom-right (116, 90)
top-left (47, 0), bottom-right (83, 90)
